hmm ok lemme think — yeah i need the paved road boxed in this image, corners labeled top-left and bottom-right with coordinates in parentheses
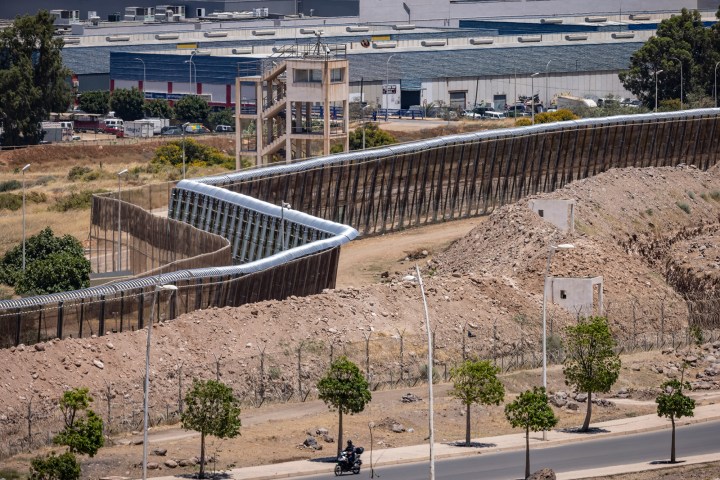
top-left (294, 421), bottom-right (720, 480)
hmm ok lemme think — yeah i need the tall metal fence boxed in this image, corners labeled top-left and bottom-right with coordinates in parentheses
top-left (1, 110), bottom-right (719, 348)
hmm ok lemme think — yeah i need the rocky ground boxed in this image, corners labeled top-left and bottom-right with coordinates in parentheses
top-left (1, 162), bottom-right (720, 477)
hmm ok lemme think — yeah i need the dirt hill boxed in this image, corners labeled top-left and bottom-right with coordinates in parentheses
top-left (1, 163), bottom-right (719, 463)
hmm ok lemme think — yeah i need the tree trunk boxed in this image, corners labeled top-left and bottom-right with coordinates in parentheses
top-left (337, 409), bottom-right (344, 457)
top-left (199, 431), bottom-right (206, 478)
top-left (525, 426), bottom-right (530, 479)
top-left (465, 403), bottom-right (471, 446)
top-left (671, 415), bottom-right (676, 463)
top-left (581, 390), bottom-right (592, 432)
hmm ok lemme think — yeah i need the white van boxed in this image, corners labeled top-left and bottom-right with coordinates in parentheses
top-left (102, 118), bottom-right (124, 136)
top-left (483, 111), bottom-right (505, 120)
top-left (59, 121), bottom-right (73, 131)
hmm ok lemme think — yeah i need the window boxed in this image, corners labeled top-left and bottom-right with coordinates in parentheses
top-left (538, 209), bottom-right (544, 217)
top-left (294, 68), bottom-right (322, 83)
top-left (330, 68), bottom-right (344, 83)
top-left (560, 290), bottom-right (567, 299)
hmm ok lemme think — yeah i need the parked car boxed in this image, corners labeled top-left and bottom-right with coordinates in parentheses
top-left (215, 124), bottom-right (235, 133)
top-left (184, 123), bottom-right (211, 134)
top-left (160, 126), bottom-right (183, 136)
top-left (462, 109), bottom-right (483, 119)
top-left (483, 111), bottom-right (506, 120)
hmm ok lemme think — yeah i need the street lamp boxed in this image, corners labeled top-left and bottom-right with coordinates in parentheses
top-left (21, 164), bottom-right (30, 272)
top-left (545, 60), bottom-right (551, 112)
top-left (185, 50), bottom-right (198, 91)
top-left (117, 169), bottom-right (128, 272)
top-left (412, 265), bottom-right (435, 480)
top-left (133, 57), bottom-right (146, 95)
top-left (714, 61), bottom-right (719, 108)
top-left (142, 283), bottom-right (178, 480)
top-left (384, 54), bottom-right (396, 121)
top-left (279, 201), bottom-right (292, 252)
top-left (541, 243), bottom-right (574, 440)
top-left (670, 56), bottom-right (683, 109)
top-left (654, 69), bottom-right (663, 112)
top-left (530, 72), bottom-right (540, 124)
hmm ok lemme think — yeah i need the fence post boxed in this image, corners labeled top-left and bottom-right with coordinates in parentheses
top-left (56, 301), bottom-right (64, 340)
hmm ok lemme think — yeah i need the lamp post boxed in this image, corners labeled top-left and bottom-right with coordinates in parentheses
top-left (186, 50), bottom-right (198, 92)
top-left (142, 283), bottom-right (178, 480)
top-left (279, 201), bottom-right (292, 252)
top-left (545, 60), bottom-right (551, 112)
top-left (530, 72), bottom-right (540, 124)
top-left (413, 265), bottom-right (435, 480)
top-left (181, 129), bottom-right (186, 179)
top-left (654, 69), bottom-right (663, 112)
top-left (670, 56), bottom-right (683, 109)
top-left (21, 164), bottom-right (30, 272)
top-left (133, 57), bottom-right (146, 95)
top-left (384, 54), bottom-right (395, 121)
top-left (541, 243), bottom-right (574, 440)
top-left (714, 61), bottom-right (719, 108)
top-left (116, 169), bottom-right (128, 272)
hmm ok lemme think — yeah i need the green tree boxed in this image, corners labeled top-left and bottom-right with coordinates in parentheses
top-left (54, 388), bottom-right (104, 457)
top-left (143, 99), bottom-right (174, 119)
top-left (175, 95), bottom-right (210, 124)
top-left (619, 8), bottom-right (718, 108)
top-left (504, 387), bottom-right (559, 479)
top-left (0, 11), bottom-right (72, 145)
top-left (0, 227), bottom-right (90, 295)
top-left (109, 87), bottom-right (144, 121)
top-left (347, 123), bottom-right (396, 150)
top-left (563, 316), bottom-right (621, 432)
top-left (317, 356), bottom-right (372, 456)
top-left (181, 379), bottom-right (241, 479)
top-left (449, 359), bottom-right (505, 446)
top-left (78, 91), bottom-right (110, 115)
top-left (207, 108), bottom-right (235, 129)
top-left (656, 378), bottom-right (695, 463)
top-left (29, 451), bottom-right (80, 480)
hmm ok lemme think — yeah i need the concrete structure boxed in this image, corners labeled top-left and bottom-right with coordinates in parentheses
top-left (236, 38), bottom-right (349, 165)
top-left (546, 276), bottom-right (604, 317)
top-left (529, 199), bottom-right (575, 232)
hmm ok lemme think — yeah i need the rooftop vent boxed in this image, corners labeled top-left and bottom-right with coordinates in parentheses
top-left (252, 29), bottom-right (275, 36)
top-left (63, 37), bottom-right (80, 45)
top-left (373, 41), bottom-right (397, 49)
top-left (393, 24), bottom-right (415, 30)
top-left (469, 37), bottom-right (494, 45)
top-left (299, 28), bottom-right (316, 34)
top-left (611, 32), bottom-right (635, 39)
top-left (518, 35), bottom-right (542, 43)
top-left (629, 14), bottom-right (651, 21)
top-left (155, 33), bottom-right (179, 40)
top-left (106, 35), bottom-right (130, 42)
top-left (421, 40), bottom-right (446, 47)
top-left (540, 18), bottom-right (563, 24)
top-left (585, 16), bottom-right (607, 22)
top-left (204, 31), bottom-right (228, 38)
top-left (346, 26), bottom-right (370, 32)
top-left (232, 48), bottom-right (252, 54)
top-left (565, 34), bottom-right (588, 41)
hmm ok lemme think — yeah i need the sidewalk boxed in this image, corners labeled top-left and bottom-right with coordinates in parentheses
top-left (149, 403), bottom-right (720, 480)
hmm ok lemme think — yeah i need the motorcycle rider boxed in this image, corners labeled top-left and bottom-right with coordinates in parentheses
top-left (344, 440), bottom-right (356, 466)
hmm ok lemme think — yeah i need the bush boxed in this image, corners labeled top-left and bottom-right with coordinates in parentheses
top-left (67, 166), bottom-right (92, 181)
top-left (676, 201), bottom-right (691, 214)
top-left (0, 191), bottom-right (47, 211)
top-left (152, 138), bottom-right (236, 170)
top-left (29, 452), bottom-right (80, 480)
top-left (515, 118), bottom-right (532, 127)
top-left (533, 109), bottom-right (579, 124)
top-left (51, 189), bottom-right (108, 212)
top-left (710, 190), bottom-right (720, 201)
top-left (0, 180), bottom-right (21, 192)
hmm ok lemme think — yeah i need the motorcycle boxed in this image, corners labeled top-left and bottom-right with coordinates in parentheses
top-left (334, 446), bottom-right (364, 476)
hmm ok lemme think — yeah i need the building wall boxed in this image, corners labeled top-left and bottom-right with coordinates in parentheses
top-left (547, 277), bottom-right (603, 317)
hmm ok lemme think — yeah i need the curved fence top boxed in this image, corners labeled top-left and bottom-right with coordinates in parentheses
top-left (196, 108), bottom-right (720, 187)
top-left (0, 182), bottom-right (359, 311)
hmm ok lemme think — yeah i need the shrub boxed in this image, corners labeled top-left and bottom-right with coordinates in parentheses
top-left (67, 166), bottom-right (92, 181)
top-left (676, 201), bottom-right (691, 214)
top-left (534, 109), bottom-right (579, 124)
top-left (29, 451), bottom-right (80, 480)
top-left (710, 190), bottom-right (720, 201)
top-left (515, 118), bottom-right (532, 127)
top-left (152, 138), bottom-right (240, 170)
top-left (0, 191), bottom-right (47, 211)
top-left (51, 190), bottom-right (108, 212)
top-left (0, 180), bottom-right (21, 192)
top-left (687, 191), bottom-right (695, 200)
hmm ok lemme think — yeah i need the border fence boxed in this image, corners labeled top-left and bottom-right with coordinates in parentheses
top-left (1, 109), bottom-right (719, 347)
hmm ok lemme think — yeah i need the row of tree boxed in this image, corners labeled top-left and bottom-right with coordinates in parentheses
top-left (28, 316), bottom-right (695, 480)
top-left (79, 88), bottom-right (234, 128)
top-left (318, 317), bottom-right (696, 480)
